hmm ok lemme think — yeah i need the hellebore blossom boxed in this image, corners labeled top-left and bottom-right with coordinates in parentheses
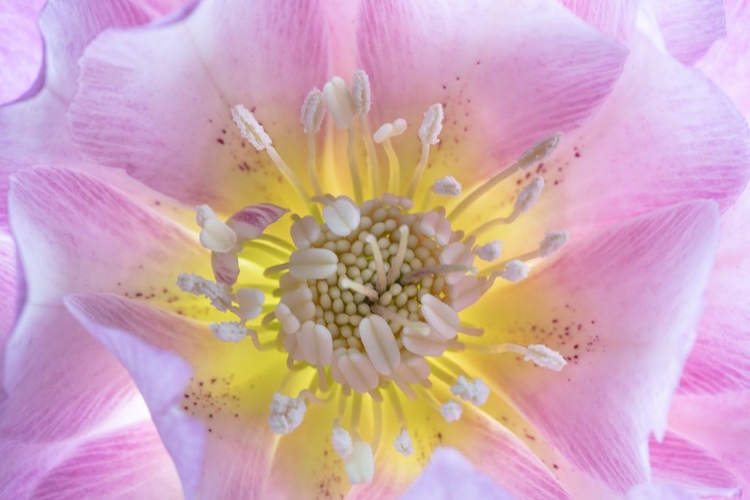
top-left (1, 0), bottom-right (750, 499)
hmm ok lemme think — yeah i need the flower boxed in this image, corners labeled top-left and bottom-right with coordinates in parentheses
top-left (1, 1), bottom-right (749, 499)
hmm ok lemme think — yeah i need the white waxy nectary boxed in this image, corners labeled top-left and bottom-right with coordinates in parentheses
top-left (539, 230), bottom-right (570, 257)
top-left (210, 322), bottom-right (249, 343)
top-left (402, 326), bottom-right (448, 357)
top-left (298, 321), bottom-right (334, 366)
top-left (517, 132), bottom-right (563, 170)
top-left (359, 315), bottom-right (401, 375)
top-left (420, 294), bottom-right (460, 340)
top-left (432, 176), bottom-right (462, 197)
top-left (268, 393), bottom-right (306, 434)
top-left (391, 118), bottom-right (407, 136)
top-left (280, 285), bottom-right (315, 322)
top-left (524, 344), bottom-right (567, 371)
top-left (440, 400), bottom-right (463, 422)
top-left (474, 241), bottom-right (502, 262)
top-left (290, 215), bottom-right (321, 248)
top-left (284, 329), bottom-right (304, 361)
top-left (337, 349), bottom-right (380, 393)
top-left (195, 204), bottom-right (217, 227)
top-left (500, 260), bottom-right (529, 282)
top-left (177, 273), bottom-right (233, 311)
top-left (199, 218), bottom-right (238, 253)
top-left (289, 248), bottom-right (338, 280)
top-left (450, 375), bottom-right (490, 406)
top-left (396, 356), bottom-right (431, 385)
top-left (236, 288), bottom-right (264, 321)
top-left (323, 197), bottom-right (361, 237)
top-left (275, 302), bottom-right (301, 335)
top-left (301, 88), bottom-right (326, 134)
top-left (419, 211), bottom-right (440, 236)
top-left (323, 76), bottom-right (356, 129)
top-left (345, 441), bottom-right (375, 484)
top-left (231, 104), bottom-right (272, 150)
top-left (435, 216), bottom-right (453, 246)
top-left (440, 241), bottom-right (475, 285)
top-left (419, 103), bottom-right (444, 145)
top-left (393, 428), bottom-right (415, 456)
top-left (351, 70), bottom-right (372, 116)
top-left (332, 423), bottom-right (353, 458)
top-left (515, 175), bottom-right (545, 214)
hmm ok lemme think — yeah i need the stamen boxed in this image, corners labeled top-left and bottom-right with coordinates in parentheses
top-left (195, 204), bottom-right (237, 253)
top-left (288, 248), bottom-right (338, 280)
top-left (290, 215), bottom-right (321, 249)
top-left (332, 420), bottom-right (354, 458)
top-left (470, 175), bottom-right (545, 237)
top-left (371, 399), bottom-right (383, 454)
top-left (464, 342), bottom-right (567, 371)
top-left (371, 305), bottom-right (430, 336)
top-left (440, 400), bottom-right (463, 422)
top-left (450, 375), bottom-right (490, 406)
top-left (394, 428), bottom-right (414, 457)
top-left (176, 273), bottom-right (233, 311)
top-left (448, 132), bottom-right (562, 221)
top-left (301, 89), bottom-right (326, 197)
top-left (420, 293), bottom-right (460, 341)
top-left (365, 234), bottom-right (387, 292)
top-left (474, 241), bottom-right (502, 262)
top-left (539, 230), bottom-right (570, 257)
top-left (339, 277), bottom-right (379, 300)
top-left (401, 264), bottom-right (478, 284)
top-left (351, 70), bottom-right (371, 116)
top-left (323, 76), bottom-right (356, 129)
top-left (235, 288), bottom-right (265, 321)
top-left (322, 197), bottom-right (361, 237)
top-left (232, 104), bottom-right (310, 204)
top-left (499, 259), bottom-right (529, 282)
top-left (268, 393), bottom-right (306, 434)
top-left (359, 315), bottom-right (401, 376)
top-left (431, 175), bottom-right (462, 197)
top-left (407, 103), bottom-right (444, 199)
top-left (345, 440), bottom-right (374, 484)
top-left (209, 322), bottom-right (250, 343)
top-left (385, 225), bottom-right (410, 284)
top-left (374, 119), bottom-right (407, 195)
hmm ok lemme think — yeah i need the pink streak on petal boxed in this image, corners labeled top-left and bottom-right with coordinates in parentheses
top-left (227, 203), bottom-right (288, 241)
top-left (65, 296), bottom-right (206, 500)
top-left (558, 0), bottom-right (639, 44)
top-left (467, 201), bottom-right (720, 494)
top-left (357, 0), bottom-right (628, 181)
top-left (649, 431), bottom-right (739, 497)
top-left (651, 0), bottom-right (726, 65)
top-left (69, 0), bottom-right (329, 210)
top-left (0, 0), bottom-right (45, 104)
top-left (398, 447), bottom-right (515, 500)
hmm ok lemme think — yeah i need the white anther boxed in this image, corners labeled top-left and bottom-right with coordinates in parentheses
top-left (539, 230), bottom-right (570, 257)
top-left (299, 321), bottom-right (334, 366)
top-left (345, 441), bottom-right (374, 484)
top-left (420, 294), bottom-right (460, 341)
top-left (351, 70), bottom-right (371, 116)
top-left (474, 241), bottom-right (502, 262)
top-left (323, 76), bottom-right (356, 129)
top-left (332, 423), bottom-right (353, 458)
top-left (439, 241), bottom-right (475, 285)
top-left (373, 123), bottom-right (394, 144)
top-left (337, 349), bottom-right (380, 393)
top-left (402, 326), bottom-right (448, 357)
top-left (209, 322), bottom-right (249, 343)
top-left (290, 215), bottom-right (321, 249)
top-left (432, 176), bottom-right (462, 197)
top-left (323, 197), bottom-right (361, 237)
top-left (515, 175), bottom-right (545, 214)
top-left (268, 393), bottom-right (306, 434)
top-left (391, 118), bottom-right (407, 136)
top-left (359, 315), bottom-right (401, 375)
top-left (176, 273), bottom-right (233, 311)
top-left (450, 375), bottom-right (490, 406)
top-left (517, 132), bottom-right (563, 170)
top-left (275, 302), bottom-right (301, 334)
top-left (394, 428), bottom-right (414, 457)
top-left (524, 344), bottom-right (567, 371)
top-left (419, 103), bottom-right (444, 145)
top-left (301, 88), bottom-right (326, 134)
top-left (500, 260), bottom-right (529, 282)
top-left (231, 104), bottom-right (272, 150)
top-left (289, 248), bottom-right (338, 280)
top-left (396, 356), bottom-right (431, 385)
top-left (236, 288), bottom-right (264, 321)
top-left (440, 400), bottom-right (463, 422)
top-left (195, 204), bottom-right (237, 253)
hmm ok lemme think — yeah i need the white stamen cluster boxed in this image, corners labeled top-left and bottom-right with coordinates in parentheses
top-left (432, 176), bottom-right (462, 197)
top-left (440, 400), bottom-right (463, 422)
top-left (394, 428), bottom-right (415, 456)
top-left (268, 393), bottom-right (307, 434)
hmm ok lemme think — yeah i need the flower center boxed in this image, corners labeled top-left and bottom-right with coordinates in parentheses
top-left (177, 70), bottom-right (570, 485)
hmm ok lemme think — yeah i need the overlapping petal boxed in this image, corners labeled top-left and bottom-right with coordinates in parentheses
top-left (0, 0), bottom-right (45, 104)
top-left (464, 201), bottom-right (720, 493)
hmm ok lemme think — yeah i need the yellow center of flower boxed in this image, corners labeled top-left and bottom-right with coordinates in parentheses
top-left (177, 70), bottom-right (570, 484)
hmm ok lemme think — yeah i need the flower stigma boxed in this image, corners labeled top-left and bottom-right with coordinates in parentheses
top-left (178, 70), bottom-right (570, 485)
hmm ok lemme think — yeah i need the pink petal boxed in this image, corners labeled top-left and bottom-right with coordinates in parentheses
top-left (558, 0), bottom-right (639, 43)
top-left (627, 483), bottom-right (699, 500)
top-left (357, 0), bottom-right (627, 187)
top-left (679, 187), bottom-right (750, 394)
top-left (650, 0), bottom-right (726, 65)
top-left (649, 431), bottom-right (738, 497)
top-left (696, 0), bottom-right (750, 124)
top-left (0, 0), bottom-right (45, 104)
top-left (669, 392), bottom-right (750, 496)
top-left (226, 203), bottom-right (288, 241)
top-left (464, 201), bottom-right (720, 493)
top-left (69, 0), bottom-right (329, 212)
top-left (398, 447), bottom-right (515, 500)
top-left (64, 293), bottom-right (278, 499)
top-left (0, 234), bottom-right (18, 350)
